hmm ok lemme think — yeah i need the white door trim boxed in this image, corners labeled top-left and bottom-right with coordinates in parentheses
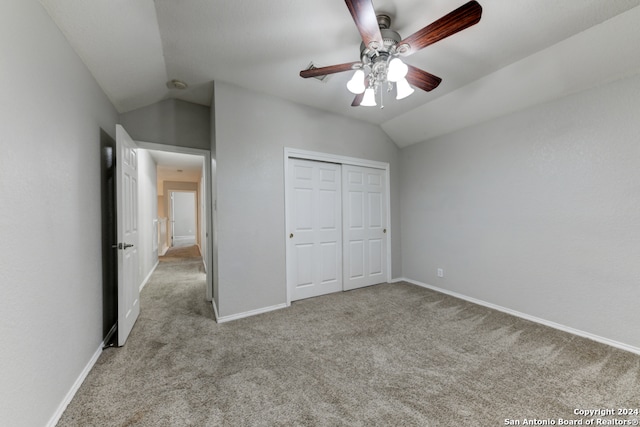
top-left (135, 140), bottom-right (215, 303)
top-left (283, 147), bottom-right (392, 306)
top-left (284, 147), bottom-right (389, 170)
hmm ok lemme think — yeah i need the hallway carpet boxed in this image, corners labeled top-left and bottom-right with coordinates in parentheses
top-left (160, 244), bottom-right (202, 260)
top-left (58, 262), bottom-right (640, 425)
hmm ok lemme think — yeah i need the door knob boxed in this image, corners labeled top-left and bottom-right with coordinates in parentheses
top-left (289, 233), bottom-right (294, 238)
top-left (383, 228), bottom-right (387, 234)
top-left (123, 243), bottom-right (134, 249)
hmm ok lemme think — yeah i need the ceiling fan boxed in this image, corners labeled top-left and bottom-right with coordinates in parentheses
top-left (300, 0), bottom-right (482, 107)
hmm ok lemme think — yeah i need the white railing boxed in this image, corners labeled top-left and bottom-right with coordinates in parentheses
top-left (158, 217), bottom-right (168, 255)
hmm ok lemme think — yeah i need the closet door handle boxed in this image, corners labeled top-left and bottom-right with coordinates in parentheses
top-left (289, 233), bottom-right (294, 239)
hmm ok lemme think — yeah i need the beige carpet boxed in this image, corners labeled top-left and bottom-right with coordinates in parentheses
top-left (160, 244), bottom-right (202, 260)
top-left (57, 254), bottom-right (640, 426)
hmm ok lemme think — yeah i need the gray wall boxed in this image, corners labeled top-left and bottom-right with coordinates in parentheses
top-left (209, 85), bottom-right (219, 310)
top-left (400, 73), bottom-right (640, 349)
top-left (138, 150), bottom-right (158, 286)
top-left (214, 81), bottom-right (401, 318)
top-left (119, 98), bottom-right (211, 150)
top-left (0, 1), bottom-right (118, 425)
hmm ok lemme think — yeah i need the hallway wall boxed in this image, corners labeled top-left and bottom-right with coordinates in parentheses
top-left (0, 1), bottom-right (118, 425)
top-left (119, 99), bottom-right (211, 150)
top-left (138, 150), bottom-right (159, 287)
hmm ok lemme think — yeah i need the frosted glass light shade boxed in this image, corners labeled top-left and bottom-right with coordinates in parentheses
top-left (395, 77), bottom-right (414, 100)
top-left (387, 58), bottom-right (408, 82)
top-left (361, 87), bottom-right (377, 106)
top-left (346, 70), bottom-right (366, 94)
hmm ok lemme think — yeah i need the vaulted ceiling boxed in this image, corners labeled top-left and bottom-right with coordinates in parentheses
top-left (40, 0), bottom-right (640, 147)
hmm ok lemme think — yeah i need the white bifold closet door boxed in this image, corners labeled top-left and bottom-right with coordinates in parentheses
top-left (342, 165), bottom-right (387, 291)
top-left (287, 158), bottom-right (343, 301)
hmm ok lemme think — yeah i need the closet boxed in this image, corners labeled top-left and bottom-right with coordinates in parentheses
top-left (286, 157), bottom-right (388, 302)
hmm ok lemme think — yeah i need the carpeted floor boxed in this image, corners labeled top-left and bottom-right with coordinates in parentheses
top-left (160, 244), bottom-right (202, 260)
top-left (57, 251), bottom-right (640, 426)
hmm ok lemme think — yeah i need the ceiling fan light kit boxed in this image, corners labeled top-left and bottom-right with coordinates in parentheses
top-left (347, 69), bottom-right (366, 94)
top-left (299, 0), bottom-right (482, 108)
top-left (395, 77), bottom-right (414, 100)
top-left (361, 87), bottom-right (377, 106)
top-left (387, 58), bottom-right (408, 82)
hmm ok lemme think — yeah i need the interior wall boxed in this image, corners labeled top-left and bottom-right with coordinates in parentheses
top-left (209, 85), bottom-right (219, 312)
top-left (138, 150), bottom-right (158, 286)
top-left (211, 158), bottom-right (219, 306)
top-left (214, 81), bottom-right (401, 318)
top-left (400, 72), bottom-right (640, 349)
top-left (118, 98), bottom-right (211, 150)
top-left (199, 166), bottom-right (207, 265)
top-left (158, 195), bottom-right (166, 218)
top-left (0, 1), bottom-right (118, 426)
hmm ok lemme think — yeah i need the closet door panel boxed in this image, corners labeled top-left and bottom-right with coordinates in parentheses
top-left (343, 165), bottom-right (388, 291)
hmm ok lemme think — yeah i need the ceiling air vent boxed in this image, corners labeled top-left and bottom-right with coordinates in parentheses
top-left (305, 63), bottom-right (330, 82)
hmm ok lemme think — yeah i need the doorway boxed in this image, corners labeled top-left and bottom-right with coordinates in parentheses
top-left (169, 190), bottom-right (197, 248)
top-left (137, 141), bottom-right (214, 303)
top-left (284, 148), bottom-right (391, 304)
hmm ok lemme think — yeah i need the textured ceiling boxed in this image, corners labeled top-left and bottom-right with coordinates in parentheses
top-left (148, 150), bottom-right (203, 187)
top-left (40, 0), bottom-right (640, 147)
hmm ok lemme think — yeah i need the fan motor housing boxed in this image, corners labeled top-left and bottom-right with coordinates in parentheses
top-left (359, 11), bottom-right (402, 59)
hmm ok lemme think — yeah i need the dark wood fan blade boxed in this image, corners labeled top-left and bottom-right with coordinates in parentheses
top-left (351, 92), bottom-right (364, 107)
top-left (406, 65), bottom-right (442, 92)
top-left (345, 0), bottom-right (384, 50)
top-left (300, 62), bottom-right (360, 78)
top-left (399, 1), bottom-right (482, 56)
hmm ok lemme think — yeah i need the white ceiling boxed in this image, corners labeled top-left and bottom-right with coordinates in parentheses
top-left (40, 0), bottom-right (640, 147)
top-left (147, 150), bottom-right (203, 185)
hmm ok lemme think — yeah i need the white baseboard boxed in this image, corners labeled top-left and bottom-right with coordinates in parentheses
top-left (393, 277), bottom-right (640, 356)
top-left (216, 303), bottom-right (288, 323)
top-left (139, 260), bottom-right (159, 293)
top-left (46, 343), bottom-right (103, 427)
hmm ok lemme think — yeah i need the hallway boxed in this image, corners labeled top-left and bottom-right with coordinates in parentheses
top-left (57, 245), bottom-right (214, 425)
top-left (150, 244), bottom-right (213, 319)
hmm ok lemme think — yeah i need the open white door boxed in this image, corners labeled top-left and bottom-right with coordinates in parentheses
top-left (342, 165), bottom-right (388, 291)
top-left (116, 125), bottom-right (140, 346)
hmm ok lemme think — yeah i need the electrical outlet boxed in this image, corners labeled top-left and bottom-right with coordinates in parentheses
top-left (437, 268), bottom-right (444, 278)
